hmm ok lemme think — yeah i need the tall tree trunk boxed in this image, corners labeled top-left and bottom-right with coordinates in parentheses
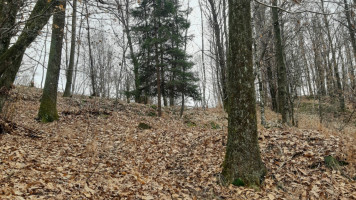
top-left (63, 0), bottom-right (77, 97)
top-left (116, 0), bottom-right (141, 103)
top-left (198, 0), bottom-right (206, 109)
top-left (344, 0), bottom-right (356, 92)
top-left (309, 16), bottom-right (327, 96)
top-left (321, 0), bottom-right (345, 111)
top-left (222, 0), bottom-right (266, 187)
top-left (207, 0), bottom-right (228, 110)
top-left (180, 0), bottom-right (190, 118)
top-left (154, 2), bottom-right (162, 117)
top-left (37, 1), bottom-right (66, 122)
top-left (254, 2), bottom-right (267, 126)
top-left (297, 18), bottom-right (313, 96)
top-left (85, 1), bottom-right (97, 97)
top-left (272, 0), bottom-right (290, 124)
top-left (72, 2), bottom-right (85, 94)
top-left (161, 44), bottom-right (167, 107)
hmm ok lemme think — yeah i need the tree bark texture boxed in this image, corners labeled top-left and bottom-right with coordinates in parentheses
top-left (38, 1), bottom-right (66, 122)
top-left (222, 0), bottom-right (266, 188)
top-left (272, 0), bottom-right (290, 124)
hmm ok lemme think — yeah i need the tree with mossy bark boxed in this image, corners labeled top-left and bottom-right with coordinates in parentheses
top-left (0, 0), bottom-right (57, 112)
top-left (38, 0), bottom-right (66, 122)
top-left (0, 0), bottom-right (23, 56)
top-left (221, 0), bottom-right (266, 188)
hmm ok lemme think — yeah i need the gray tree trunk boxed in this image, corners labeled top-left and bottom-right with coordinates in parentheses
top-left (85, 1), bottom-right (97, 97)
top-left (321, 0), bottom-right (345, 111)
top-left (198, 0), bottom-right (206, 109)
top-left (207, 0), bottom-right (228, 111)
top-left (63, 0), bottom-right (77, 97)
top-left (115, 0), bottom-right (141, 103)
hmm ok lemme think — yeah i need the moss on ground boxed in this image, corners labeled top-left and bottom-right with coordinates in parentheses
top-left (138, 122), bottom-right (151, 130)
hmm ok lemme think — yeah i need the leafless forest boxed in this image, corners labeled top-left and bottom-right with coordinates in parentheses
top-left (0, 0), bottom-right (355, 199)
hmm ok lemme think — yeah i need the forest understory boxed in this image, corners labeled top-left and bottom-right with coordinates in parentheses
top-left (0, 86), bottom-right (355, 199)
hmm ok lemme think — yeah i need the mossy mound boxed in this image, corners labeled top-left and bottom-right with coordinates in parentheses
top-left (138, 122), bottom-right (151, 130)
top-left (232, 178), bottom-right (245, 187)
top-left (324, 156), bottom-right (340, 170)
top-left (147, 111), bottom-right (157, 117)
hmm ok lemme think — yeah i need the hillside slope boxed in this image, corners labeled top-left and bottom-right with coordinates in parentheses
top-left (0, 86), bottom-right (355, 199)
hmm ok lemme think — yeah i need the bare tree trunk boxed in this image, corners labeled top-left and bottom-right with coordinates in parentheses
top-left (207, 0), bottom-right (228, 110)
top-left (180, 0), bottom-right (190, 118)
top-left (310, 17), bottom-right (326, 96)
top-left (199, 0), bottom-right (207, 109)
top-left (254, 2), bottom-right (267, 126)
top-left (154, 2), bottom-right (162, 117)
top-left (272, 0), bottom-right (290, 124)
top-left (38, 1), bottom-right (66, 122)
top-left (115, 0), bottom-right (141, 103)
top-left (63, 0), bottom-right (77, 97)
top-left (344, 0), bottom-right (356, 92)
top-left (321, 0), bottom-right (345, 111)
top-left (72, 2), bottom-right (85, 94)
top-left (297, 18), bottom-right (313, 96)
top-left (85, 2), bottom-right (97, 97)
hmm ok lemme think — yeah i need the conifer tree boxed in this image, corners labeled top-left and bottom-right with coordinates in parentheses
top-left (132, 0), bottom-right (199, 114)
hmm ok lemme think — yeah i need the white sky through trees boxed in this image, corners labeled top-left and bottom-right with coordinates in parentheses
top-left (14, 0), bottom-right (346, 107)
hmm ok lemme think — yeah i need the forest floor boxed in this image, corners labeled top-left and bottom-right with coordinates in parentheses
top-left (0, 86), bottom-right (355, 199)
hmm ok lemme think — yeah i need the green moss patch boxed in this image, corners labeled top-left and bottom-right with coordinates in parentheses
top-left (210, 121), bottom-right (220, 129)
top-left (324, 156), bottom-right (340, 170)
top-left (232, 178), bottom-right (245, 187)
top-left (138, 122), bottom-right (151, 130)
top-left (147, 111), bottom-right (157, 117)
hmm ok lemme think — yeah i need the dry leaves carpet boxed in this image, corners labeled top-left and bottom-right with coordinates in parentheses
top-left (0, 86), bottom-right (355, 199)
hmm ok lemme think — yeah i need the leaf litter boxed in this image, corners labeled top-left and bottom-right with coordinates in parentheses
top-left (0, 86), bottom-right (355, 199)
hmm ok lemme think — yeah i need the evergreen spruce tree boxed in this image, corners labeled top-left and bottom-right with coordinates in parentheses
top-left (132, 0), bottom-right (199, 114)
